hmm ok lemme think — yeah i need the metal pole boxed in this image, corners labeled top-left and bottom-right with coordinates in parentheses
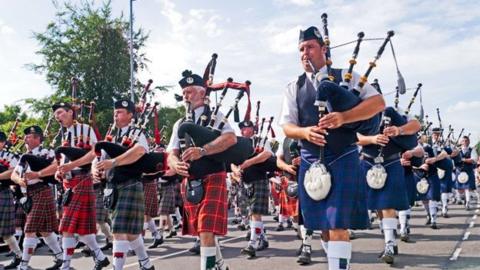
top-left (129, 0), bottom-right (135, 103)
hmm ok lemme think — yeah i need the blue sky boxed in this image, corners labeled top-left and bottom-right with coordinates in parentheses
top-left (1, 0), bottom-right (480, 143)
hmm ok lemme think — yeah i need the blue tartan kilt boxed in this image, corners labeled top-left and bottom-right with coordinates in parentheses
top-left (362, 159), bottom-right (409, 211)
top-left (439, 169), bottom-right (453, 193)
top-left (454, 169), bottom-right (476, 190)
top-left (404, 168), bottom-right (417, 206)
top-left (111, 181), bottom-right (145, 235)
top-left (0, 189), bottom-right (15, 236)
top-left (416, 173), bottom-right (441, 201)
top-left (299, 146), bottom-right (369, 231)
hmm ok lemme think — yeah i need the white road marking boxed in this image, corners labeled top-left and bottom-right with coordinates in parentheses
top-left (449, 248), bottom-right (462, 261)
top-left (472, 215), bottom-right (477, 220)
top-left (462, 231), bottom-right (471, 240)
top-left (469, 221), bottom-right (475, 228)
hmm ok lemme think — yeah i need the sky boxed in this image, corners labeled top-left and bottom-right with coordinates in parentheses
top-left (1, 0), bottom-right (480, 144)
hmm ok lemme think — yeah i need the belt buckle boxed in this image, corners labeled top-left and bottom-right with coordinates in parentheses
top-left (374, 156), bottom-right (384, 164)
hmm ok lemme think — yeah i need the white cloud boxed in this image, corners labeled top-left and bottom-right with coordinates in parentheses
top-left (274, 0), bottom-right (314, 7)
top-left (447, 101), bottom-right (480, 113)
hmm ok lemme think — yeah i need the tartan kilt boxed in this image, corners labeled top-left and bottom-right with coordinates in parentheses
top-left (181, 172), bottom-right (228, 236)
top-left (59, 173), bottom-right (97, 235)
top-left (403, 168), bottom-right (417, 207)
top-left (112, 181), bottom-right (145, 234)
top-left (94, 184), bottom-right (110, 223)
top-left (362, 159), bottom-right (409, 211)
top-left (270, 182), bottom-right (280, 206)
top-left (455, 169), bottom-right (476, 190)
top-left (143, 180), bottom-right (159, 217)
top-left (299, 147), bottom-right (369, 231)
top-left (279, 176), bottom-right (298, 217)
top-left (234, 184), bottom-right (249, 217)
top-left (25, 184), bottom-right (58, 233)
top-left (0, 189), bottom-right (15, 236)
top-left (416, 173), bottom-right (441, 201)
top-left (439, 169), bottom-right (453, 193)
top-left (248, 179), bottom-right (270, 215)
top-left (158, 183), bottom-right (176, 215)
top-left (174, 182), bottom-right (183, 207)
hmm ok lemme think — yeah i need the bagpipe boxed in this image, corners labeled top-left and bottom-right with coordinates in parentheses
top-left (15, 153), bottom-right (56, 185)
top-left (177, 54), bottom-right (255, 166)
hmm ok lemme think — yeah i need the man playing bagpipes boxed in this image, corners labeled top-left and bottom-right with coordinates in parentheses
top-left (357, 107), bottom-right (420, 264)
top-left (231, 119), bottom-right (275, 258)
top-left (94, 99), bottom-right (155, 270)
top-left (416, 129), bottom-right (449, 229)
top-left (279, 24), bottom-right (385, 270)
top-left (0, 131), bottom-right (23, 269)
top-left (452, 135), bottom-right (478, 210)
top-left (52, 101), bottom-right (110, 270)
top-left (10, 126), bottom-right (64, 270)
top-left (167, 71), bottom-right (237, 270)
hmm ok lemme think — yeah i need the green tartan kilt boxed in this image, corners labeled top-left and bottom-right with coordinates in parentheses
top-left (111, 181), bottom-right (145, 234)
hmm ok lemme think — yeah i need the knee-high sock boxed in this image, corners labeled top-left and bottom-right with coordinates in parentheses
top-left (278, 214), bottom-right (285, 225)
top-left (465, 189), bottom-right (471, 205)
top-left (113, 240), bottom-right (130, 270)
top-left (43, 233), bottom-right (62, 259)
top-left (429, 200), bottom-right (438, 223)
top-left (20, 237), bottom-right (38, 268)
top-left (327, 241), bottom-right (352, 270)
top-left (383, 218), bottom-right (397, 249)
top-left (61, 237), bottom-right (77, 268)
top-left (398, 210), bottom-right (408, 234)
top-left (441, 193), bottom-right (449, 213)
top-left (423, 201), bottom-right (430, 215)
top-left (215, 237), bottom-right (227, 270)
top-left (99, 222), bottom-right (113, 242)
top-left (4, 235), bottom-right (22, 257)
top-left (260, 221), bottom-right (267, 240)
top-left (249, 220), bottom-right (262, 247)
top-left (130, 236), bottom-right (152, 269)
top-left (200, 246), bottom-right (216, 270)
top-left (148, 219), bottom-right (161, 239)
top-left (79, 234), bottom-right (106, 261)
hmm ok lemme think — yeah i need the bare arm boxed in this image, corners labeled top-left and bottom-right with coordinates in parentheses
top-left (0, 169), bottom-right (14, 180)
top-left (240, 150), bottom-right (272, 170)
top-left (282, 123), bottom-right (327, 146)
top-left (342, 95), bottom-right (386, 124)
top-left (203, 132), bottom-right (237, 155)
top-left (96, 144), bottom-right (146, 171)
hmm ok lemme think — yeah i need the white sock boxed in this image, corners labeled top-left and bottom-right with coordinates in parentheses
top-left (215, 237), bottom-right (227, 270)
top-left (99, 222), bottom-right (113, 242)
top-left (300, 225), bottom-right (306, 240)
top-left (43, 233), bottom-right (62, 259)
top-left (303, 228), bottom-right (313, 247)
top-left (79, 234), bottom-right (106, 261)
top-left (327, 241), bottom-right (352, 270)
top-left (383, 218), bottom-right (397, 248)
top-left (20, 237), bottom-right (38, 268)
top-left (148, 219), bottom-right (161, 239)
top-left (249, 220), bottom-right (262, 247)
top-left (175, 207), bottom-right (182, 222)
top-left (260, 222), bottom-right (267, 240)
top-left (398, 211), bottom-right (408, 234)
top-left (321, 239), bottom-right (329, 253)
top-left (441, 193), bottom-right (449, 213)
top-left (4, 235), bottom-right (22, 257)
top-left (61, 237), bottom-right (77, 268)
top-left (429, 200), bottom-right (438, 223)
top-left (465, 190), bottom-right (471, 205)
top-left (113, 240), bottom-right (130, 270)
top-left (278, 214), bottom-right (285, 225)
top-left (200, 246), bottom-right (216, 270)
top-left (379, 219), bottom-right (383, 231)
top-left (130, 236), bottom-right (152, 269)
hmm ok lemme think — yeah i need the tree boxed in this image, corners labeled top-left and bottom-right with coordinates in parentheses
top-left (28, 0), bottom-right (149, 133)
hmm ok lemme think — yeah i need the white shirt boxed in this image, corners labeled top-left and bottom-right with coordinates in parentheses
top-left (64, 123), bottom-right (97, 147)
top-left (116, 125), bottom-right (149, 151)
top-left (279, 66), bottom-right (380, 126)
top-left (462, 146), bottom-right (478, 165)
top-left (15, 146), bottom-right (54, 185)
top-left (167, 106), bottom-right (235, 151)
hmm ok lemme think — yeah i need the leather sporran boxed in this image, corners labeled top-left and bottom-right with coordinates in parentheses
top-left (103, 185), bottom-right (118, 210)
top-left (19, 196), bottom-right (33, 214)
top-left (244, 183), bottom-right (254, 198)
top-left (186, 179), bottom-right (204, 204)
top-left (62, 188), bottom-right (73, 207)
top-left (286, 181), bottom-right (298, 198)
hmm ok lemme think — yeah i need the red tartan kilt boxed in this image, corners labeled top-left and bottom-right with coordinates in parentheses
top-left (181, 172), bottom-right (228, 236)
top-left (143, 180), bottom-right (159, 217)
top-left (270, 182), bottom-right (280, 205)
top-left (59, 174), bottom-right (97, 235)
top-left (15, 204), bottom-right (26, 228)
top-left (279, 191), bottom-right (298, 217)
top-left (25, 185), bottom-right (58, 233)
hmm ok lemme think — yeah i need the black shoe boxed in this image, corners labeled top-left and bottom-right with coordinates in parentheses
top-left (275, 224), bottom-right (285, 231)
top-left (380, 248), bottom-right (394, 264)
top-left (4, 255), bottom-right (21, 269)
top-left (148, 237), bottom-right (164, 249)
top-left (240, 245), bottom-right (256, 258)
top-left (4, 250), bottom-right (14, 257)
top-left (165, 230), bottom-right (177, 239)
top-left (425, 216), bottom-right (431, 225)
top-left (393, 245), bottom-right (398, 255)
top-left (273, 215), bottom-right (279, 222)
top-left (296, 243), bottom-right (303, 256)
top-left (45, 258), bottom-right (63, 270)
top-left (400, 232), bottom-right (410, 242)
top-left (100, 241), bottom-right (113, 251)
top-left (93, 257), bottom-right (110, 270)
top-left (442, 212), bottom-right (450, 218)
top-left (256, 238), bottom-right (269, 251)
top-left (237, 223), bottom-right (247, 231)
top-left (76, 241), bottom-right (86, 249)
top-left (286, 219), bottom-right (293, 229)
top-left (231, 218), bottom-right (240, 225)
top-left (82, 247), bottom-right (93, 257)
top-left (245, 231), bottom-right (251, 241)
top-left (297, 245), bottom-right (312, 265)
top-left (188, 240), bottom-right (201, 255)
top-left (431, 222), bottom-right (439, 229)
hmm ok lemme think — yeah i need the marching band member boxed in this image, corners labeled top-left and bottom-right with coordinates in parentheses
top-left (452, 135), bottom-right (478, 210)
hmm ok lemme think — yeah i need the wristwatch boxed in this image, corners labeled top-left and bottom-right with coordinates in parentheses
top-left (399, 127), bottom-right (405, 135)
top-left (200, 147), bottom-right (207, 157)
